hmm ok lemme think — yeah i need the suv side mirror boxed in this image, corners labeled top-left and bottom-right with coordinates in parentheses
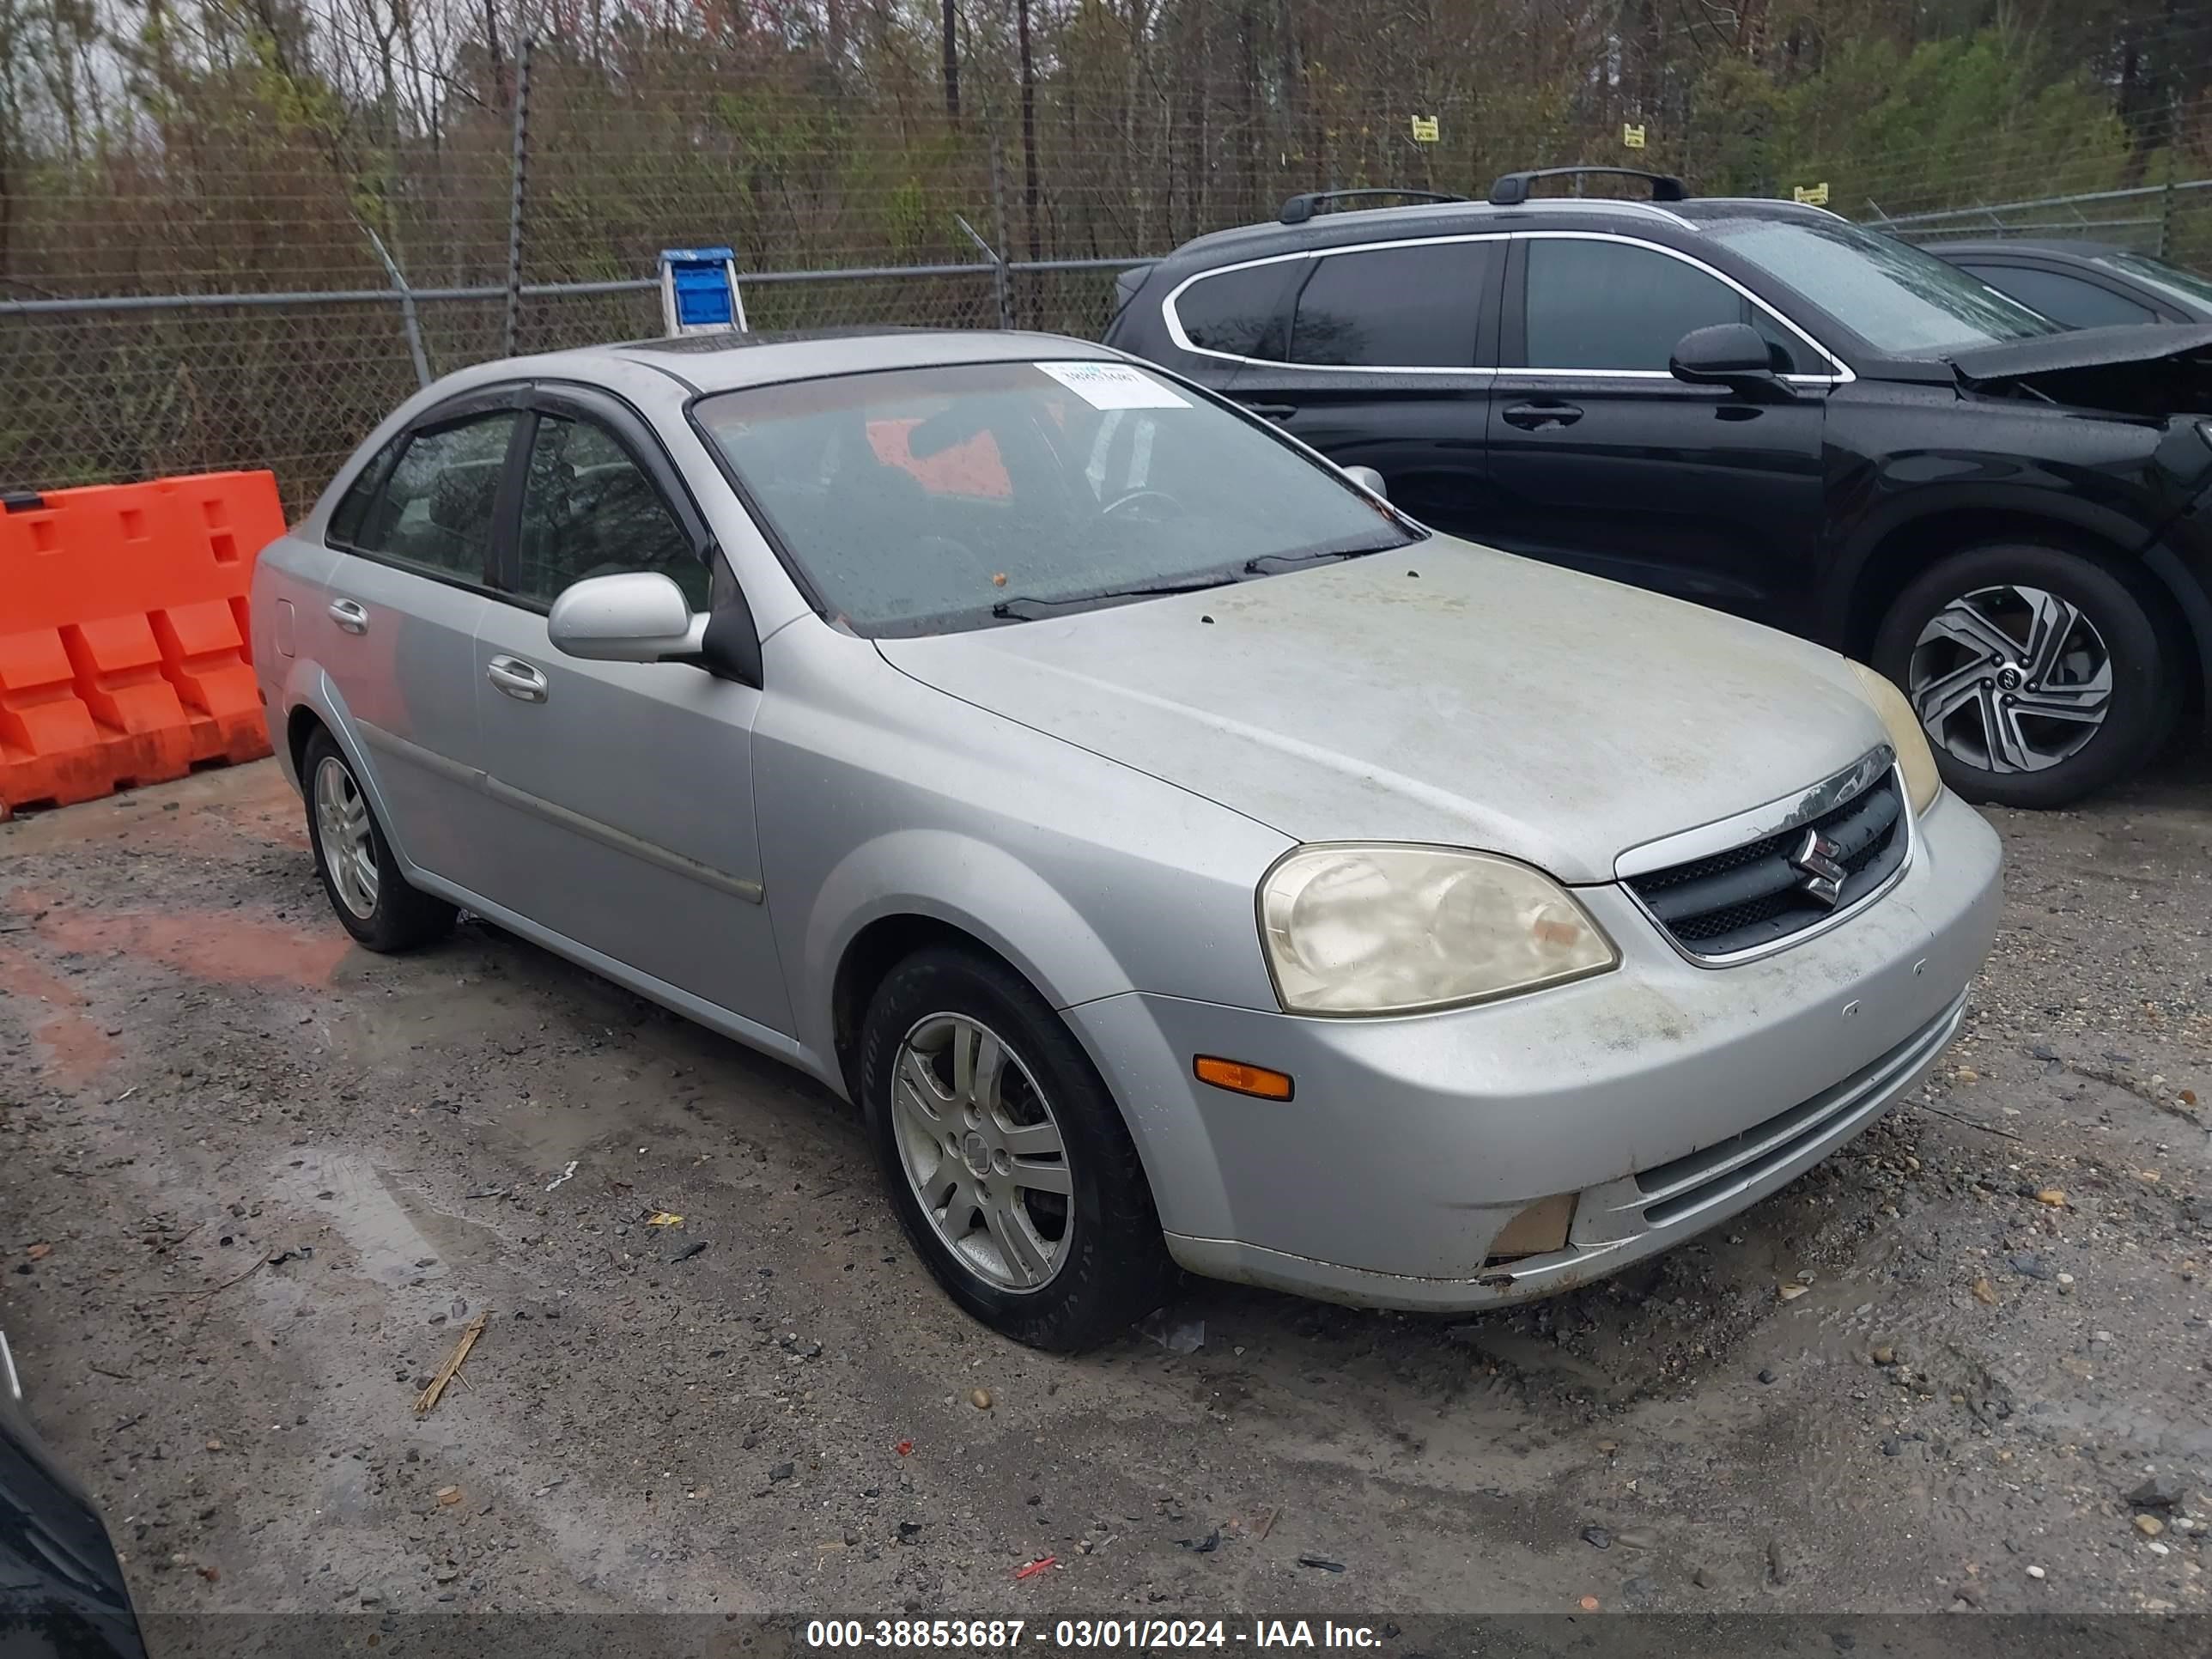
top-left (548, 571), bottom-right (704, 663)
top-left (1669, 323), bottom-right (1793, 399)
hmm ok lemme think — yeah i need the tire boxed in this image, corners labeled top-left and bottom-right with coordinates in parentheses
top-left (1872, 542), bottom-right (2175, 810)
top-left (857, 945), bottom-right (1175, 1351)
top-left (301, 728), bottom-right (457, 951)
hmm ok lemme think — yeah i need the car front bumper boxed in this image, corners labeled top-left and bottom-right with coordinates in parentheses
top-left (1065, 788), bottom-right (2002, 1311)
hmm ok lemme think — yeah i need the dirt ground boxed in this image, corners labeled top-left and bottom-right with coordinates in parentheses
top-left (1, 754), bottom-right (2207, 1625)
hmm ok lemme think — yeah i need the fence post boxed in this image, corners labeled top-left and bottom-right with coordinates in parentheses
top-left (362, 224), bottom-right (432, 391)
top-left (989, 135), bottom-right (1015, 329)
top-left (2160, 153), bottom-right (2177, 260)
top-left (955, 213), bottom-right (1012, 331)
top-left (502, 35), bottom-right (535, 359)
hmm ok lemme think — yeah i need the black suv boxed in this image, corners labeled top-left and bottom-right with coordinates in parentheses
top-left (1105, 167), bottom-right (2212, 807)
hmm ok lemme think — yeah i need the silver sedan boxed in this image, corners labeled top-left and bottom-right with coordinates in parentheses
top-left (252, 330), bottom-right (2002, 1350)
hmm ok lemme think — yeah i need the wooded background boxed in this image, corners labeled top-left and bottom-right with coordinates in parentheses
top-left (7, 0), bottom-right (2212, 504)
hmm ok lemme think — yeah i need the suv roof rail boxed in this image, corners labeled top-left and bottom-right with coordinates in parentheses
top-left (1488, 167), bottom-right (1689, 206)
top-left (1278, 188), bottom-right (1468, 226)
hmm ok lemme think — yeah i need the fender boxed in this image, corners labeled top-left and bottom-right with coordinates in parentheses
top-left (799, 826), bottom-right (1236, 1239)
top-left (276, 665), bottom-right (430, 881)
top-left (1818, 477), bottom-right (2175, 648)
top-left (799, 828), bottom-right (1137, 1075)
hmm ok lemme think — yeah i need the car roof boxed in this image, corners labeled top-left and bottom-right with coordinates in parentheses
top-left (488, 327), bottom-right (1121, 397)
top-left (1152, 192), bottom-right (1843, 268)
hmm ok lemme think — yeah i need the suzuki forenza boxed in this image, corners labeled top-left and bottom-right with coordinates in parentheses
top-left (254, 329), bottom-right (2002, 1349)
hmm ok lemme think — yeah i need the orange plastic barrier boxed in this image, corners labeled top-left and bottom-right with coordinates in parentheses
top-left (1, 471), bottom-right (284, 813)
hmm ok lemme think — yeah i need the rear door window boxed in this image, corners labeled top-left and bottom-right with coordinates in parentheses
top-left (328, 439), bottom-right (401, 548)
top-left (1523, 238), bottom-right (1788, 372)
top-left (349, 413), bottom-right (519, 582)
top-left (1288, 240), bottom-right (1493, 368)
top-left (1957, 264), bottom-right (2158, 329)
top-left (1173, 262), bottom-right (1299, 360)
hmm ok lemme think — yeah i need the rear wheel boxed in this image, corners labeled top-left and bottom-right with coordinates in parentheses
top-left (1872, 543), bottom-right (2174, 809)
top-left (302, 729), bottom-right (457, 951)
top-left (858, 946), bottom-right (1174, 1351)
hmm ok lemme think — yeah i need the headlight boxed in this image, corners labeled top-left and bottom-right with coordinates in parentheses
top-left (1847, 661), bottom-right (1942, 815)
top-left (1259, 844), bottom-right (1618, 1016)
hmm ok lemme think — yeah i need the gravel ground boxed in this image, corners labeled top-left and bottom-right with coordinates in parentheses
top-left (1, 755), bottom-right (2207, 1625)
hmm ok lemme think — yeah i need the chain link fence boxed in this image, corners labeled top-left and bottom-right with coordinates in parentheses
top-left (2, 262), bottom-right (1130, 516)
top-left (9, 5), bottom-right (2212, 514)
top-left (1871, 178), bottom-right (2212, 266)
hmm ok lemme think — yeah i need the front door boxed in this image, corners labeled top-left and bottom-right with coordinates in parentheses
top-left (1484, 233), bottom-right (1831, 632)
top-left (1225, 237), bottom-right (1504, 538)
top-left (468, 394), bottom-right (792, 1036)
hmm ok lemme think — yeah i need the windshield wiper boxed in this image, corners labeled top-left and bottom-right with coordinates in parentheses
top-left (990, 575), bottom-right (1241, 621)
top-left (1243, 533), bottom-right (1406, 574)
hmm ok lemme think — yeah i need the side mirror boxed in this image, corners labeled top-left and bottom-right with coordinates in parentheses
top-left (1342, 464), bottom-right (1389, 501)
top-left (548, 572), bottom-right (704, 663)
top-left (1669, 323), bottom-right (1793, 398)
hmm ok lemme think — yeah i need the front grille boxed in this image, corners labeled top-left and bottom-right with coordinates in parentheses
top-left (1626, 766), bottom-right (1907, 958)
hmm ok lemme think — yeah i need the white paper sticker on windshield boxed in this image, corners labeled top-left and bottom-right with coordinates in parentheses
top-left (1036, 360), bottom-right (1190, 410)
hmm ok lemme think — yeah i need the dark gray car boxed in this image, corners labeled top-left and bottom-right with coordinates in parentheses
top-left (1928, 239), bottom-right (2212, 329)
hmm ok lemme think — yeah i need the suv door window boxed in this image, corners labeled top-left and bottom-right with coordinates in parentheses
top-left (1173, 261), bottom-right (1299, 360)
top-left (1290, 241), bottom-right (1490, 368)
top-left (1958, 264), bottom-right (2157, 329)
top-left (349, 413), bottom-right (517, 580)
top-left (1524, 239), bottom-right (1794, 372)
top-left (514, 416), bottom-right (708, 609)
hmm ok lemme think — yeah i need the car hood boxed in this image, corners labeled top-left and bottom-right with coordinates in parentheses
top-left (1949, 321), bottom-right (2212, 385)
top-left (875, 541), bottom-right (1888, 884)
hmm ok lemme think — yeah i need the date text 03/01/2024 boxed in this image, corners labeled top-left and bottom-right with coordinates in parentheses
top-left (804, 1619), bottom-right (1389, 1650)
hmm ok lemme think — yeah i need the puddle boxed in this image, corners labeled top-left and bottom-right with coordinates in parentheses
top-left (270, 1151), bottom-right (447, 1288)
top-left (0, 946), bottom-right (119, 1085)
top-left (38, 908), bottom-right (351, 988)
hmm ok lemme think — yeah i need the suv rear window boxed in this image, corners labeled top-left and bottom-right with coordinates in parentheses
top-left (1172, 262), bottom-right (1298, 360)
top-left (1290, 241), bottom-right (1491, 368)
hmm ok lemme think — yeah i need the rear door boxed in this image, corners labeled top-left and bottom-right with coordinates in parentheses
top-left (313, 393), bottom-right (523, 890)
top-left (1219, 237), bottom-right (1504, 538)
top-left (1483, 232), bottom-right (1832, 631)
top-left (467, 386), bottom-right (790, 1034)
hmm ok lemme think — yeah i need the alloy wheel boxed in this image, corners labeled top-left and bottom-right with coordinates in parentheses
top-left (313, 755), bottom-right (380, 919)
top-left (1906, 583), bottom-right (2112, 775)
top-left (889, 1012), bottom-right (1073, 1292)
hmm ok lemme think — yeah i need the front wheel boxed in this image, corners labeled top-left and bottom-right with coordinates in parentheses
top-left (858, 946), bottom-right (1174, 1351)
top-left (1872, 543), bottom-right (2175, 809)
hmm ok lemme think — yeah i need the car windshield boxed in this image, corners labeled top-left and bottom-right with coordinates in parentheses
top-left (691, 359), bottom-right (1417, 636)
top-left (1699, 216), bottom-right (2065, 356)
top-left (2095, 249), bottom-right (2212, 311)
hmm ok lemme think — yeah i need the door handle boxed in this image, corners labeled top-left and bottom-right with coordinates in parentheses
top-left (327, 599), bottom-right (369, 635)
top-left (486, 655), bottom-right (549, 703)
top-left (1244, 403), bottom-right (1298, 422)
top-left (1501, 401), bottom-right (1584, 430)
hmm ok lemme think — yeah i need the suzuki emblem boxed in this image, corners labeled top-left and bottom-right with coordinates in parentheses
top-left (1790, 828), bottom-right (1848, 908)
